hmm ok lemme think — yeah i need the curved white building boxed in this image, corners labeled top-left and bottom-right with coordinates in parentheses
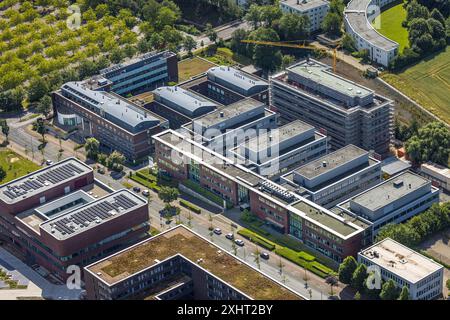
top-left (344, 0), bottom-right (400, 67)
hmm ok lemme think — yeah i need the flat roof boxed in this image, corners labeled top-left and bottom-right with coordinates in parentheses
top-left (86, 226), bottom-right (303, 300)
top-left (359, 238), bottom-right (443, 283)
top-left (294, 144), bottom-right (367, 179)
top-left (288, 60), bottom-right (373, 98)
top-left (280, 0), bottom-right (329, 11)
top-left (350, 171), bottom-right (430, 212)
top-left (101, 51), bottom-right (175, 75)
top-left (381, 158), bottom-right (411, 176)
top-left (345, 0), bottom-right (399, 51)
top-left (244, 120), bottom-right (315, 152)
top-left (421, 162), bottom-right (450, 178)
top-left (207, 66), bottom-right (268, 91)
top-left (62, 82), bottom-right (162, 131)
top-left (40, 190), bottom-right (147, 240)
top-left (193, 98), bottom-right (265, 128)
top-left (153, 86), bottom-right (217, 117)
top-left (291, 201), bottom-right (359, 237)
top-left (0, 158), bottom-right (92, 204)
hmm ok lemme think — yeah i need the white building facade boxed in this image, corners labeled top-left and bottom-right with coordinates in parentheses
top-left (280, 0), bottom-right (330, 32)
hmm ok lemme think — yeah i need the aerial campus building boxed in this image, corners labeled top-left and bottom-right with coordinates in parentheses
top-left (231, 120), bottom-right (329, 178)
top-left (337, 171), bottom-right (440, 234)
top-left (420, 162), bottom-right (450, 193)
top-left (344, 0), bottom-right (399, 67)
top-left (358, 238), bottom-right (444, 300)
top-left (153, 129), bottom-right (369, 263)
top-left (99, 51), bottom-right (179, 96)
top-left (0, 158), bottom-right (150, 281)
top-left (270, 59), bottom-right (393, 157)
top-left (281, 144), bottom-right (382, 208)
top-left (84, 226), bottom-right (305, 300)
top-left (279, 0), bottom-right (330, 32)
top-left (53, 81), bottom-right (169, 160)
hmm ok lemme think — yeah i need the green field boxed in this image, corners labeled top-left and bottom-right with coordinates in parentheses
top-left (382, 47), bottom-right (450, 124)
top-left (372, 2), bottom-right (409, 52)
top-left (0, 149), bottom-right (41, 184)
top-left (178, 57), bottom-right (216, 82)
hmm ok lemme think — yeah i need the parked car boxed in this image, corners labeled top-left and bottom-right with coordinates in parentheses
top-left (142, 190), bottom-right (150, 197)
top-left (234, 239), bottom-right (245, 246)
top-left (213, 228), bottom-right (222, 235)
top-left (133, 186), bottom-right (141, 193)
top-left (225, 233), bottom-right (234, 240)
top-left (260, 252), bottom-right (270, 260)
top-left (45, 159), bottom-right (53, 165)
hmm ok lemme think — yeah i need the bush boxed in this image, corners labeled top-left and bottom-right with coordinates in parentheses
top-left (237, 229), bottom-right (276, 251)
top-left (179, 199), bottom-right (201, 214)
top-left (181, 180), bottom-right (233, 208)
top-left (275, 247), bottom-right (334, 278)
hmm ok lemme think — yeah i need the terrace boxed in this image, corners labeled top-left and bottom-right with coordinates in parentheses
top-left (87, 226), bottom-right (302, 300)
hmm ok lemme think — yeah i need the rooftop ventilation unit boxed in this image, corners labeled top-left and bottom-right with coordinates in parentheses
top-left (393, 180), bottom-right (404, 188)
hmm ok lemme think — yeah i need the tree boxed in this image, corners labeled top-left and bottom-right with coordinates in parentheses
top-left (282, 55), bottom-right (296, 70)
top-left (354, 291), bottom-right (361, 300)
top-left (338, 256), bottom-right (358, 284)
top-left (325, 275), bottom-right (338, 296)
top-left (351, 264), bottom-right (368, 291)
top-left (253, 247), bottom-right (261, 270)
top-left (28, 77), bottom-right (49, 103)
top-left (85, 137), bottom-right (100, 160)
top-left (398, 286), bottom-right (410, 300)
top-left (380, 280), bottom-right (400, 300)
top-left (279, 13), bottom-right (310, 40)
top-left (106, 150), bottom-right (125, 171)
top-left (37, 95), bottom-right (52, 118)
top-left (205, 23), bottom-right (218, 45)
top-left (249, 27), bottom-right (282, 73)
top-left (35, 118), bottom-right (46, 143)
top-left (342, 33), bottom-right (356, 52)
top-left (0, 166), bottom-right (6, 181)
top-left (245, 4), bottom-right (262, 30)
top-left (0, 87), bottom-right (25, 112)
top-left (158, 186), bottom-right (180, 208)
top-left (322, 12), bottom-right (342, 36)
top-left (183, 36), bottom-right (197, 56)
top-left (0, 119), bottom-right (10, 143)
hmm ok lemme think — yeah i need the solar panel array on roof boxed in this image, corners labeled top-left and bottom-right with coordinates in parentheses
top-left (47, 193), bottom-right (139, 237)
top-left (2, 162), bottom-right (85, 201)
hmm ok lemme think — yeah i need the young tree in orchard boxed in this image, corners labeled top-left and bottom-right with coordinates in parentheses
top-left (338, 256), bottom-right (358, 284)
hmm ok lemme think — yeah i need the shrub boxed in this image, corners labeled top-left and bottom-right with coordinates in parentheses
top-left (179, 199), bottom-right (201, 214)
top-left (237, 229), bottom-right (276, 251)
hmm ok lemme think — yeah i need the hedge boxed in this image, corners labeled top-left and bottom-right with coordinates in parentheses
top-left (130, 174), bottom-right (161, 193)
top-left (274, 247), bottom-right (334, 278)
top-left (181, 180), bottom-right (233, 209)
top-left (237, 229), bottom-right (276, 251)
top-left (179, 199), bottom-right (201, 214)
top-left (298, 251), bottom-right (315, 262)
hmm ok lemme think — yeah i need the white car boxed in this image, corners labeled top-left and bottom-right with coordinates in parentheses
top-left (213, 228), bottom-right (222, 235)
top-left (46, 159), bottom-right (53, 165)
top-left (142, 190), bottom-right (150, 197)
top-left (234, 239), bottom-right (245, 246)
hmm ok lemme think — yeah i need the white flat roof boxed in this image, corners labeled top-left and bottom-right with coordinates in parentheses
top-left (359, 238), bottom-right (443, 283)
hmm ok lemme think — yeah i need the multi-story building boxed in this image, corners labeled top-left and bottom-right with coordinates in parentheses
top-left (232, 120), bottom-right (329, 178)
top-left (0, 158), bottom-right (150, 281)
top-left (420, 162), bottom-right (450, 192)
top-left (281, 144), bottom-right (382, 208)
top-left (184, 98), bottom-right (278, 154)
top-left (358, 238), bottom-right (444, 300)
top-left (84, 226), bottom-right (304, 300)
top-left (270, 59), bottom-right (394, 157)
top-left (153, 129), bottom-right (369, 263)
top-left (344, 0), bottom-right (399, 67)
top-left (53, 81), bottom-right (169, 160)
top-left (99, 51), bottom-right (178, 96)
top-left (279, 0), bottom-right (330, 32)
top-left (149, 86), bottom-right (218, 129)
top-left (337, 171), bottom-right (440, 234)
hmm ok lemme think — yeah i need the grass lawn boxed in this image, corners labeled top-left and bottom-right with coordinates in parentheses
top-left (178, 57), bottom-right (216, 82)
top-left (0, 149), bottom-right (41, 184)
top-left (372, 1), bottom-right (409, 53)
top-left (382, 47), bottom-right (450, 124)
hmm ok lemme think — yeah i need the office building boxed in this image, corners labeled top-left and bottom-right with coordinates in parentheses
top-left (420, 162), bottom-right (450, 192)
top-left (344, 0), bottom-right (399, 67)
top-left (281, 145), bottom-right (381, 208)
top-left (232, 120), bottom-right (329, 177)
top-left (358, 238), bottom-right (444, 300)
top-left (100, 51), bottom-right (178, 96)
top-left (337, 171), bottom-right (440, 233)
top-left (0, 158), bottom-right (150, 281)
top-left (280, 0), bottom-right (330, 32)
top-left (270, 59), bottom-right (393, 156)
top-left (53, 81), bottom-right (169, 160)
top-left (84, 226), bottom-right (304, 300)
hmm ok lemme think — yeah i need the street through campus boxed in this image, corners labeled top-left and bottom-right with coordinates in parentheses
top-left (1, 111), bottom-right (348, 300)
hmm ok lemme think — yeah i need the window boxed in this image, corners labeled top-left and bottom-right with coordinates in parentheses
top-left (64, 186), bottom-right (71, 194)
top-left (40, 196), bottom-right (46, 204)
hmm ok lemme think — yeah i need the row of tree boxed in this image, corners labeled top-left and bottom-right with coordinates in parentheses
top-left (338, 256), bottom-right (410, 300)
top-left (376, 202), bottom-right (450, 249)
top-left (85, 137), bottom-right (126, 172)
top-left (390, 0), bottom-right (449, 69)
